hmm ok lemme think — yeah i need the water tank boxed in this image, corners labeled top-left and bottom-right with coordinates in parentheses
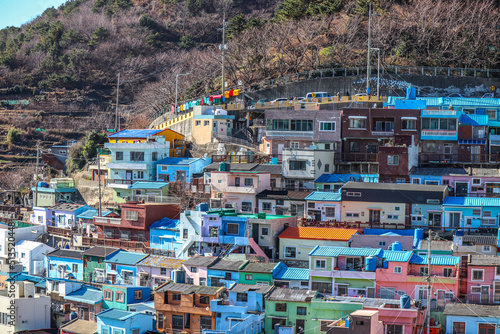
top-left (392, 241), bottom-right (402, 251)
top-left (406, 87), bottom-right (417, 100)
top-left (456, 229), bottom-right (464, 237)
top-left (271, 157), bottom-right (278, 165)
top-left (38, 181), bottom-right (49, 188)
top-left (219, 162), bottom-right (227, 172)
top-left (70, 311), bottom-right (78, 320)
top-left (172, 270), bottom-right (186, 283)
top-left (197, 203), bottom-right (209, 212)
top-left (257, 212), bottom-right (267, 219)
top-left (414, 228), bottom-right (424, 241)
top-left (365, 256), bottom-right (377, 272)
top-left (400, 294), bottom-right (412, 309)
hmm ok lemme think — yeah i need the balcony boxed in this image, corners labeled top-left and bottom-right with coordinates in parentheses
top-left (82, 237), bottom-right (148, 252)
top-left (131, 195), bottom-right (181, 204)
top-left (331, 270), bottom-right (376, 280)
top-left (266, 130), bottom-right (314, 138)
top-left (335, 153), bottom-right (378, 163)
top-left (94, 217), bottom-right (122, 225)
top-left (421, 130), bottom-right (458, 140)
top-left (419, 153), bottom-right (500, 164)
top-left (224, 186), bottom-right (257, 194)
top-left (210, 299), bottom-right (248, 314)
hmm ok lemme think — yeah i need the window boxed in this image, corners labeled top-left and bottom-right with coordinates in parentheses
top-left (130, 152), bottom-right (144, 161)
top-left (272, 318), bottom-right (287, 330)
top-left (472, 270), bottom-right (484, 280)
top-left (245, 274), bottom-right (253, 280)
top-left (237, 293), bottom-right (248, 302)
top-left (319, 122), bottom-right (336, 131)
top-left (452, 322), bottom-right (465, 334)
top-left (412, 178), bottom-right (420, 184)
top-left (104, 290), bottom-right (112, 300)
top-left (199, 295), bottom-right (209, 304)
top-left (204, 120), bottom-right (209, 126)
top-left (483, 245), bottom-right (491, 253)
top-left (261, 228), bottom-right (269, 235)
top-left (479, 324), bottom-right (495, 334)
top-left (187, 278), bottom-right (194, 284)
top-left (172, 314), bottom-right (183, 330)
top-left (325, 207), bottom-right (335, 217)
top-left (290, 119), bottom-right (313, 131)
top-left (262, 202), bottom-right (272, 211)
top-left (225, 272), bottom-right (231, 280)
top-left (190, 266), bottom-right (197, 273)
top-left (183, 229), bottom-right (188, 239)
top-left (315, 259), bottom-right (326, 269)
top-left (443, 268), bottom-right (453, 277)
top-left (402, 119), bottom-right (417, 130)
top-left (157, 313), bottom-right (164, 329)
top-left (388, 155), bottom-right (399, 165)
top-left (473, 178), bottom-right (481, 185)
top-left (284, 246), bottom-right (296, 259)
top-left (394, 266), bottom-right (402, 273)
top-left (324, 163), bottom-right (330, 172)
top-left (290, 142), bottom-right (300, 149)
top-left (125, 210), bottom-right (139, 221)
top-left (160, 268), bottom-right (167, 275)
top-left (241, 202), bottom-right (252, 212)
top-left (473, 209), bottom-right (481, 215)
top-left (346, 212), bottom-right (360, 218)
top-left (115, 152), bottom-right (123, 161)
top-left (102, 327), bottom-right (110, 334)
top-left (349, 117), bottom-right (366, 129)
top-left (422, 118), bottom-right (457, 131)
top-left (134, 290), bottom-right (142, 300)
top-left (115, 291), bottom-right (124, 302)
top-left (297, 306), bottom-right (307, 315)
top-left (137, 171), bottom-right (144, 179)
top-left (380, 287), bottom-right (396, 299)
top-left (113, 329), bottom-right (123, 334)
top-left (395, 206), bottom-right (400, 211)
top-left (289, 160), bottom-right (306, 170)
top-left (349, 141), bottom-right (360, 152)
top-left (227, 223), bottom-right (239, 235)
top-left (276, 303), bottom-right (287, 312)
top-left (72, 264), bottom-right (78, 273)
top-left (387, 214), bottom-right (399, 220)
top-left (200, 316), bottom-right (212, 330)
top-left (379, 241), bottom-right (386, 247)
top-left (195, 120), bottom-right (201, 126)
top-left (387, 325), bottom-right (403, 334)
top-left (184, 313), bottom-right (191, 329)
top-left (419, 267), bottom-right (429, 276)
top-left (120, 230), bottom-right (130, 241)
top-left (346, 192), bottom-right (361, 197)
top-left (244, 178), bottom-right (254, 186)
top-left (173, 293), bottom-right (181, 301)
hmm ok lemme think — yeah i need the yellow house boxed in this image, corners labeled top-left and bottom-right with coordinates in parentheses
top-left (108, 129), bottom-right (186, 157)
top-left (192, 106), bottom-right (235, 145)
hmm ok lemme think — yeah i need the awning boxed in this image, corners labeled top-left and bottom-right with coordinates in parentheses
top-left (348, 116), bottom-right (367, 119)
top-left (401, 117), bottom-right (417, 120)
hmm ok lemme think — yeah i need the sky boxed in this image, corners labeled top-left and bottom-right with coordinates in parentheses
top-left (0, 0), bottom-right (67, 29)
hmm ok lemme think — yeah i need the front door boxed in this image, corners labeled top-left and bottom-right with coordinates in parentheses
top-left (455, 182), bottom-right (468, 196)
top-left (80, 307), bottom-right (89, 321)
top-left (448, 212), bottom-right (461, 228)
top-left (235, 177), bottom-right (240, 187)
top-left (125, 170), bottom-right (132, 182)
top-left (444, 143), bottom-right (453, 161)
top-left (337, 285), bottom-right (347, 296)
top-left (481, 286), bottom-right (490, 304)
top-left (252, 223), bottom-right (259, 243)
top-left (472, 146), bottom-right (481, 162)
top-left (428, 212), bottom-right (442, 227)
top-left (437, 290), bottom-right (446, 309)
top-left (369, 210), bottom-right (381, 224)
top-left (296, 319), bottom-right (305, 334)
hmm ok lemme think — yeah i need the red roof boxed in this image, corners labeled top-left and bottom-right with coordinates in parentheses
top-left (278, 227), bottom-right (359, 241)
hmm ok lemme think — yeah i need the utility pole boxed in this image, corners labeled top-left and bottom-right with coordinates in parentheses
top-left (220, 9), bottom-right (228, 98)
top-left (426, 231), bottom-right (432, 334)
top-left (97, 151), bottom-right (102, 217)
top-left (115, 73), bottom-right (121, 132)
top-left (34, 141), bottom-right (40, 207)
top-left (370, 48), bottom-right (381, 98)
top-left (366, 1), bottom-right (372, 96)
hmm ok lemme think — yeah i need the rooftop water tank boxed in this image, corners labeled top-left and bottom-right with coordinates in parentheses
top-left (392, 241), bottom-right (402, 251)
top-left (400, 294), bottom-right (412, 309)
top-left (219, 162), bottom-right (228, 172)
top-left (197, 203), bottom-right (209, 212)
top-left (456, 229), bottom-right (464, 237)
top-left (414, 228), bottom-right (424, 241)
top-left (406, 87), bottom-right (417, 100)
top-left (365, 256), bottom-right (377, 272)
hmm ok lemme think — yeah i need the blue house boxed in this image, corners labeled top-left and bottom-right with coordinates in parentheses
top-left (314, 174), bottom-right (378, 192)
top-left (97, 309), bottom-right (154, 334)
top-left (46, 249), bottom-right (84, 281)
top-left (210, 284), bottom-right (272, 334)
top-left (207, 259), bottom-right (245, 287)
top-left (444, 303), bottom-right (500, 334)
top-left (101, 284), bottom-right (151, 310)
top-left (149, 217), bottom-right (182, 254)
top-left (104, 250), bottom-right (148, 285)
top-left (273, 267), bottom-right (310, 289)
top-left (156, 156), bottom-right (211, 183)
top-left (410, 167), bottom-right (468, 185)
top-left (64, 285), bottom-right (103, 321)
top-left (443, 197), bottom-right (500, 229)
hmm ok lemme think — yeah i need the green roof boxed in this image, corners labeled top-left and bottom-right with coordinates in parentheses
top-left (305, 191), bottom-right (342, 202)
top-left (274, 267), bottom-right (309, 281)
top-left (309, 246), bottom-right (382, 257)
top-left (382, 250), bottom-right (413, 262)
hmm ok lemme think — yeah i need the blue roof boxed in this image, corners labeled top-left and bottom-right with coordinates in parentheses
top-left (105, 250), bottom-right (148, 265)
top-left (382, 250), bottom-right (413, 262)
top-left (156, 157), bottom-right (205, 165)
top-left (443, 197), bottom-right (500, 207)
top-left (305, 191), bottom-right (341, 202)
top-left (35, 280), bottom-right (46, 288)
top-left (459, 114), bottom-right (489, 126)
top-left (97, 309), bottom-right (139, 321)
top-left (315, 174), bottom-right (378, 183)
top-left (65, 286), bottom-right (103, 305)
top-left (150, 217), bottom-right (180, 230)
top-left (274, 267), bottom-right (309, 281)
top-left (129, 182), bottom-right (169, 190)
top-left (76, 209), bottom-right (113, 220)
top-left (108, 129), bottom-right (162, 138)
top-left (309, 246), bottom-right (382, 257)
top-left (410, 254), bottom-right (460, 266)
top-left (445, 97), bottom-right (500, 107)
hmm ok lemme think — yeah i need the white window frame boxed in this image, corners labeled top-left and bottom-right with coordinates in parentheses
top-left (284, 246), bottom-right (297, 259)
top-left (290, 142), bottom-right (300, 149)
top-left (482, 245), bottom-right (491, 253)
top-left (394, 266), bottom-right (402, 274)
top-left (315, 259), bottom-right (327, 270)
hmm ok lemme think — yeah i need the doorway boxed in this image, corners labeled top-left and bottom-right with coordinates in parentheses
top-left (444, 143), bottom-right (453, 161)
top-left (448, 212), bottom-right (461, 228)
top-left (369, 210), bottom-right (381, 224)
top-left (471, 146), bottom-right (481, 162)
top-left (455, 182), bottom-right (468, 196)
top-left (125, 170), bottom-right (132, 182)
top-left (481, 286), bottom-right (490, 304)
top-left (296, 320), bottom-right (305, 334)
top-left (428, 212), bottom-right (442, 227)
top-left (337, 285), bottom-right (348, 296)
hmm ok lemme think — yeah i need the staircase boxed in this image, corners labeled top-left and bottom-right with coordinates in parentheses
top-left (175, 234), bottom-right (201, 259)
top-left (213, 133), bottom-right (259, 151)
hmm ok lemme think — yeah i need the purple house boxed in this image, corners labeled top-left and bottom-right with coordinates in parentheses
top-left (135, 255), bottom-right (185, 289)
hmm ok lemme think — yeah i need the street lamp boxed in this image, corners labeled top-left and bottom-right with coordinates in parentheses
top-left (175, 72), bottom-right (192, 113)
top-left (370, 48), bottom-right (381, 98)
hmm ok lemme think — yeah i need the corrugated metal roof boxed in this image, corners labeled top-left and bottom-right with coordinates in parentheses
top-left (239, 262), bottom-right (277, 273)
top-left (445, 97), bottom-right (500, 107)
top-left (150, 217), bottom-right (179, 229)
top-left (47, 249), bottom-right (83, 260)
top-left (309, 246), bottom-right (382, 257)
top-left (65, 286), bottom-right (103, 305)
top-left (274, 267), bottom-right (309, 281)
top-left (229, 284), bottom-right (273, 294)
top-left (279, 227), bottom-right (358, 241)
top-left (136, 255), bottom-right (184, 269)
top-left (156, 282), bottom-right (221, 295)
top-left (183, 256), bottom-right (217, 267)
top-left (208, 259), bottom-right (245, 271)
top-left (305, 191), bottom-right (341, 202)
top-left (76, 209), bottom-right (113, 220)
top-left (97, 309), bottom-right (138, 320)
top-left (443, 196), bottom-right (500, 207)
top-left (315, 174), bottom-right (378, 183)
top-left (130, 181), bottom-right (169, 189)
top-left (410, 254), bottom-right (460, 266)
top-left (105, 250), bottom-right (148, 265)
top-left (60, 319), bottom-right (97, 334)
top-left (267, 288), bottom-right (317, 302)
top-left (108, 129), bottom-right (162, 138)
top-left (381, 250), bottom-right (413, 262)
top-left (82, 246), bottom-right (120, 258)
top-left (444, 303), bottom-right (500, 317)
top-left (459, 114), bottom-right (489, 126)
top-left (156, 157), bottom-right (205, 165)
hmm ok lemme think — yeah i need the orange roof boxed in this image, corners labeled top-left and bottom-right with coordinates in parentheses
top-left (278, 227), bottom-right (359, 241)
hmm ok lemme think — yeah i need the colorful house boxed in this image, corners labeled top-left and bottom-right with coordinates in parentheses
top-left (238, 261), bottom-right (286, 285)
top-left (453, 234), bottom-right (498, 257)
top-left (207, 259), bottom-right (245, 287)
top-left (15, 240), bottom-right (54, 275)
top-left (304, 191), bottom-right (342, 221)
top-left (82, 246), bottom-right (120, 283)
top-left (47, 249), bottom-right (84, 281)
top-left (101, 284), bottom-right (151, 310)
top-left (314, 173), bottom-right (378, 192)
top-left (420, 109), bottom-right (461, 164)
top-left (273, 267), bottom-right (310, 289)
top-left (256, 189), bottom-right (311, 217)
top-left (135, 255), bottom-right (185, 289)
top-left (32, 203), bottom-right (93, 228)
top-left (31, 178), bottom-right (79, 207)
top-left (116, 181), bottom-right (170, 204)
top-left (64, 285), bottom-right (103, 322)
top-left (149, 217), bottom-right (182, 256)
top-left (444, 303), bottom-right (500, 334)
top-left (278, 227), bottom-right (359, 267)
top-left (443, 197), bottom-right (500, 229)
top-left (104, 250), bottom-right (148, 285)
top-left (350, 228), bottom-right (420, 251)
top-left (465, 255), bottom-right (500, 304)
top-left (192, 106), bottom-right (235, 145)
top-left (156, 157), bottom-right (212, 183)
top-left (97, 309), bottom-right (154, 334)
top-left (182, 256), bottom-right (217, 286)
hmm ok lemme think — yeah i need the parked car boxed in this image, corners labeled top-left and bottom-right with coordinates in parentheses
top-left (305, 92), bottom-right (332, 99)
top-left (271, 98), bottom-right (288, 103)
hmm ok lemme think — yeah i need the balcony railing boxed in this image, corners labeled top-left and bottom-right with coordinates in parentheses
top-left (131, 195), bottom-right (181, 204)
top-left (94, 217), bottom-right (122, 225)
top-left (82, 237), bottom-right (148, 252)
top-left (371, 131), bottom-right (394, 136)
top-left (421, 130), bottom-right (457, 137)
top-left (335, 153), bottom-right (378, 163)
top-left (466, 294), bottom-right (500, 305)
top-left (419, 154), bottom-right (500, 164)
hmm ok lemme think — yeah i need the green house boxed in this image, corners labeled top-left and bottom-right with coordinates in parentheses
top-left (238, 262), bottom-right (286, 285)
top-left (82, 246), bottom-right (120, 283)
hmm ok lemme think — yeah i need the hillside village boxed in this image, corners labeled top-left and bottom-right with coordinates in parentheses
top-left (1, 90), bottom-right (500, 334)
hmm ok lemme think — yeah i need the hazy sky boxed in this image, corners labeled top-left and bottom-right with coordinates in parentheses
top-left (0, 0), bottom-right (67, 29)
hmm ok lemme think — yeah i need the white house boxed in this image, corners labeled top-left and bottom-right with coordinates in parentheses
top-left (0, 224), bottom-right (46, 266)
top-left (304, 191), bottom-right (342, 221)
top-left (31, 204), bottom-right (92, 228)
top-left (282, 147), bottom-right (335, 190)
top-left (15, 240), bottom-right (55, 275)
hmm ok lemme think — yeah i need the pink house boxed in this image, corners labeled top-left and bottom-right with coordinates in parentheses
top-left (209, 170), bottom-right (271, 213)
top-left (376, 251), bottom-right (460, 308)
top-left (466, 255), bottom-right (500, 304)
top-left (442, 171), bottom-right (500, 197)
top-left (182, 256), bottom-right (217, 285)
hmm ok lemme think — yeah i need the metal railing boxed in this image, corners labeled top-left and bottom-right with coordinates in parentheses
top-left (213, 133), bottom-right (259, 150)
top-left (419, 154), bottom-right (500, 164)
top-left (131, 195), bottom-right (181, 204)
top-left (335, 153), bottom-right (379, 163)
